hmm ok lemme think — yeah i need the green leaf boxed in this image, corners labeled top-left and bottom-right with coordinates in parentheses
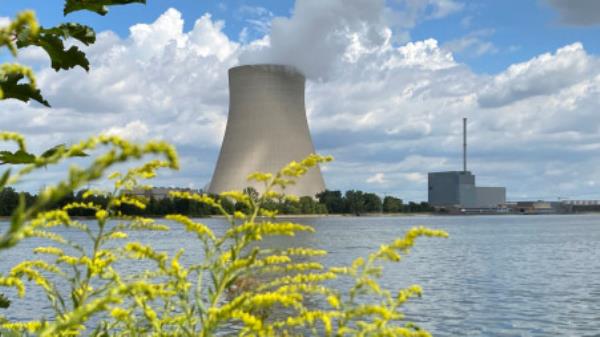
top-left (41, 144), bottom-right (67, 158)
top-left (0, 73), bottom-right (50, 107)
top-left (17, 32), bottom-right (90, 71)
top-left (0, 293), bottom-right (10, 309)
top-left (41, 144), bottom-right (88, 159)
top-left (40, 23), bottom-right (96, 46)
top-left (0, 150), bottom-right (36, 165)
top-left (64, 0), bottom-right (146, 16)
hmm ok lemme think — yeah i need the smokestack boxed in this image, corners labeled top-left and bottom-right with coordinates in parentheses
top-left (463, 117), bottom-right (467, 172)
top-left (208, 64), bottom-right (326, 196)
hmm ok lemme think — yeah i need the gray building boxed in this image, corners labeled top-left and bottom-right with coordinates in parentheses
top-left (208, 64), bottom-right (326, 196)
top-left (428, 171), bottom-right (506, 209)
top-left (427, 118), bottom-right (506, 210)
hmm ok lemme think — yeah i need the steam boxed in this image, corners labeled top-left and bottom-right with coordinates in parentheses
top-left (239, 0), bottom-right (390, 80)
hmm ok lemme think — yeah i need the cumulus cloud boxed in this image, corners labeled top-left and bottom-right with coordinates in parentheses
top-left (3, 3), bottom-right (600, 202)
top-left (477, 43), bottom-right (596, 108)
top-left (545, 0), bottom-right (600, 26)
top-left (34, 8), bottom-right (237, 146)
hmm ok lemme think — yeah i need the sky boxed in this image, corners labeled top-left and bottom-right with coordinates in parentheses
top-left (1, 0), bottom-right (600, 202)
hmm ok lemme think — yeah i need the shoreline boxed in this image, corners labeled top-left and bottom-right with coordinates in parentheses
top-left (4, 212), bottom-right (600, 221)
top-left (0, 213), bottom-right (434, 221)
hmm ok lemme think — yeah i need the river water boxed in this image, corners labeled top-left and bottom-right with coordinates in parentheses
top-left (1, 214), bottom-right (599, 336)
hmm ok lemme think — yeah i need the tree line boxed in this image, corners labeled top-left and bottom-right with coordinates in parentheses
top-left (0, 187), bottom-right (433, 217)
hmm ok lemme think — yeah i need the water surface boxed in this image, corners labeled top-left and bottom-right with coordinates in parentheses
top-left (1, 214), bottom-right (599, 336)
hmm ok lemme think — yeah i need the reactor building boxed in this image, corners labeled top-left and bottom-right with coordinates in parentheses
top-left (428, 118), bottom-right (506, 210)
top-left (208, 64), bottom-right (326, 196)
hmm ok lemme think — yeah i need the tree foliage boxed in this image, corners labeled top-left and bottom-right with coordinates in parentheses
top-left (383, 196), bottom-right (403, 213)
top-left (0, 187), bottom-right (432, 217)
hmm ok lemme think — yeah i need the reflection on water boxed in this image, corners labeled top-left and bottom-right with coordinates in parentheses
top-left (1, 214), bottom-right (600, 336)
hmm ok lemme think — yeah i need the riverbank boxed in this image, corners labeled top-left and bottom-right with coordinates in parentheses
top-left (0, 212), bottom-right (435, 221)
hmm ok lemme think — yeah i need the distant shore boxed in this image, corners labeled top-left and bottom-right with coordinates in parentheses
top-left (0, 213), bottom-right (435, 221)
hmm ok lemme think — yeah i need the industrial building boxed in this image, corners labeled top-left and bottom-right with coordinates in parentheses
top-left (208, 64), bottom-right (326, 196)
top-left (428, 171), bottom-right (506, 209)
top-left (428, 118), bottom-right (506, 211)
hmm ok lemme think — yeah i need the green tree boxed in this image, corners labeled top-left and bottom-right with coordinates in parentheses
top-left (345, 190), bottom-right (366, 216)
top-left (316, 190), bottom-right (345, 213)
top-left (383, 196), bottom-right (403, 213)
top-left (0, 188), bottom-right (19, 216)
top-left (298, 196), bottom-right (316, 214)
top-left (363, 192), bottom-right (383, 213)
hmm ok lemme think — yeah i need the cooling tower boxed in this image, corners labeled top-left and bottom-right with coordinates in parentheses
top-left (208, 64), bottom-right (326, 196)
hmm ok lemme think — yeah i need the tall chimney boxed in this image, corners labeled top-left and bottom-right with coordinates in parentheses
top-left (208, 64), bottom-right (326, 196)
top-left (463, 117), bottom-right (467, 172)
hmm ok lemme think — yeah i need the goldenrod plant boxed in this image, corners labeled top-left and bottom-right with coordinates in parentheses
top-left (0, 138), bottom-right (447, 336)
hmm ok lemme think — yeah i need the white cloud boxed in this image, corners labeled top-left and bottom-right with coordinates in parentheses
top-left (237, 0), bottom-right (463, 79)
top-left (477, 43), bottom-right (596, 108)
top-left (367, 173), bottom-right (387, 184)
top-left (103, 120), bottom-right (149, 140)
top-left (386, 38), bottom-right (456, 70)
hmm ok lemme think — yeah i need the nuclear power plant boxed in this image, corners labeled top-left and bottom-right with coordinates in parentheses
top-left (428, 118), bottom-right (506, 211)
top-left (208, 64), bottom-right (326, 196)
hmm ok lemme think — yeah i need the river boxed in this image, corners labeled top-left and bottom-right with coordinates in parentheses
top-left (1, 214), bottom-right (599, 336)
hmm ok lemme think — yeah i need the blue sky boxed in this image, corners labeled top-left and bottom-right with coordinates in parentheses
top-left (2, 0), bottom-right (600, 201)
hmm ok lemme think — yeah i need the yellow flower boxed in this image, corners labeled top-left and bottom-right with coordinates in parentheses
top-left (33, 246), bottom-right (64, 256)
top-left (166, 214), bottom-right (216, 241)
top-left (110, 307), bottom-right (130, 321)
top-left (0, 276), bottom-right (25, 297)
top-left (234, 211), bottom-right (247, 220)
top-left (108, 231), bottom-right (128, 240)
top-left (247, 172), bottom-right (272, 182)
top-left (1, 321), bottom-right (43, 333)
top-left (327, 295), bottom-right (341, 309)
top-left (231, 310), bottom-right (262, 331)
top-left (95, 210), bottom-right (108, 221)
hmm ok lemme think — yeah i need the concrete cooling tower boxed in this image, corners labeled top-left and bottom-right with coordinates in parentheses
top-left (208, 64), bottom-right (326, 196)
